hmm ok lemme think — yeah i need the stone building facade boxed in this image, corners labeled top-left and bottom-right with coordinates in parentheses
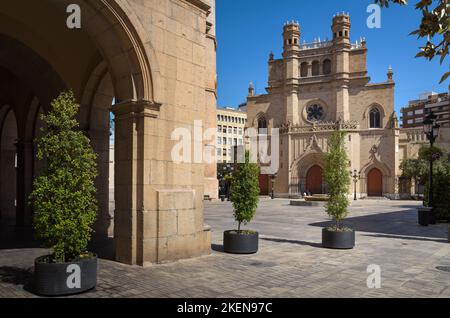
top-left (0, 0), bottom-right (216, 266)
top-left (245, 14), bottom-right (428, 199)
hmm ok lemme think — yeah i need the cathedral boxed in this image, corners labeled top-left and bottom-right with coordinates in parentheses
top-left (244, 13), bottom-right (440, 199)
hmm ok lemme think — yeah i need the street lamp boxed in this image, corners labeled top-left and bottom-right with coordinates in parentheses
top-left (270, 173), bottom-right (278, 200)
top-left (423, 111), bottom-right (440, 224)
top-left (350, 170), bottom-right (361, 201)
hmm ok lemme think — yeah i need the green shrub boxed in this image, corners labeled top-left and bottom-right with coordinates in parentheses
top-left (324, 131), bottom-right (351, 230)
top-left (30, 91), bottom-right (98, 262)
top-left (230, 151), bottom-right (260, 232)
top-left (401, 145), bottom-right (450, 221)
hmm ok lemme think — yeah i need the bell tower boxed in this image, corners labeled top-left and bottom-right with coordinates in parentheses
top-left (332, 13), bottom-right (351, 121)
top-left (282, 21), bottom-right (300, 57)
top-left (282, 21), bottom-right (300, 125)
top-left (332, 12), bottom-right (351, 44)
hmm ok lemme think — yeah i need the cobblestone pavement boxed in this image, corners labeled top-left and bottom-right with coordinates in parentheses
top-left (0, 199), bottom-right (449, 298)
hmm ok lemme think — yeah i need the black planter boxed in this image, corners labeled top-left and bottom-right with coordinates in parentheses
top-left (34, 255), bottom-right (97, 296)
top-left (418, 207), bottom-right (432, 226)
top-left (322, 228), bottom-right (355, 249)
top-left (223, 230), bottom-right (258, 254)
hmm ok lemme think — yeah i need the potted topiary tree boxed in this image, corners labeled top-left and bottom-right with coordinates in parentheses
top-left (223, 151), bottom-right (260, 254)
top-left (322, 131), bottom-right (354, 249)
top-left (30, 91), bottom-right (99, 296)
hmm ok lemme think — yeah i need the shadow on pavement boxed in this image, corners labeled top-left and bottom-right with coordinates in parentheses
top-left (309, 209), bottom-right (447, 240)
top-left (260, 237), bottom-right (322, 248)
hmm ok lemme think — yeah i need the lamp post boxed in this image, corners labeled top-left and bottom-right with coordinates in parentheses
top-left (423, 111), bottom-right (440, 224)
top-left (350, 170), bottom-right (361, 201)
top-left (270, 173), bottom-right (278, 200)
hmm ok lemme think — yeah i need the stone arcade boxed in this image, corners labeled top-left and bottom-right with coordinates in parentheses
top-left (0, 0), bottom-right (217, 266)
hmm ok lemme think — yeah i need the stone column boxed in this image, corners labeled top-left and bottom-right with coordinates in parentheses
top-left (113, 100), bottom-right (212, 266)
top-left (113, 101), bottom-right (159, 265)
top-left (89, 129), bottom-right (113, 237)
top-left (15, 140), bottom-right (33, 227)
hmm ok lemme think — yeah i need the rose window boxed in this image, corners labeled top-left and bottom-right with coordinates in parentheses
top-left (307, 104), bottom-right (324, 122)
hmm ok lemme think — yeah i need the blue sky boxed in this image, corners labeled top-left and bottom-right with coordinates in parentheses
top-left (216, 0), bottom-right (449, 114)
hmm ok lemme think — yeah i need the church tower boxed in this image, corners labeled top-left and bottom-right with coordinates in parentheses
top-left (332, 13), bottom-right (351, 121)
top-left (283, 21), bottom-right (301, 125)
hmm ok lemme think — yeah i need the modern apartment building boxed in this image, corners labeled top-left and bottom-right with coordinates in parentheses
top-left (216, 107), bottom-right (247, 163)
top-left (401, 92), bottom-right (450, 128)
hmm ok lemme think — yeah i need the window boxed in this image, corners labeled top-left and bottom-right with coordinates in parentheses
top-left (233, 138), bottom-right (237, 146)
top-left (217, 148), bottom-right (221, 156)
top-left (294, 38), bottom-right (298, 45)
top-left (323, 59), bottom-right (331, 75)
top-left (312, 61), bottom-right (320, 76)
top-left (288, 39), bottom-right (292, 45)
top-left (307, 104), bottom-right (325, 122)
top-left (345, 30), bottom-right (348, 37)
top-left (415, 109), bottom-right (424, 115)
top-left (233, 127), bottom-right (237, 134)
top-left (223, 137), bottom-right (227, 145)
top-left (222, 127), bottom-right (226, 133)
top-left (228, 138), bottom-right (232, 145)
top-left (238, 128), bottom-right (243, 135)
top-left (258, 117), bottom-right (267, 130)
top-left (300, 62), bottom-right (308, 77)
top-left (217, 125), bottom-right (222, 132)
top-left (369, 108), bottom-right (381, 128)
top-left (339, 31), bottom-right (343, 37)
top-left (228, 127), bottom-right (232, 134)
top-left (217, 137), bottom-right (221, 145)
top-left (238, 139), bottom-right (243, 146)
top-left (223, 149), bottom-right (227, 156)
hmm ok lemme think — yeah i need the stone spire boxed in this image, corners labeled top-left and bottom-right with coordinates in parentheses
top-left (248, 82), bottom-right (254, 97)
top-left (387, 65), bottom-right (394, 82)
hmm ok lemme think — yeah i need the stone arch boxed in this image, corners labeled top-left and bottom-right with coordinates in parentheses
top-left (311, 60), bottom-right (320, 76)
top-left (80, 61), bottom-right (116, 237)
top-left (363, 103), bottom-right (386, 129)
top-left (322, 58), bottom-right (332, 75)
top-left (360, 161), bottom-right (391, 197)
top-left (300, 62), bottom-right (309, 77)
top-left (290, 151), bottom-right (326, 195)
top-left (253, 112), bottom-right (268, 129)
top-left (82, 0), bottom-right (160, 103)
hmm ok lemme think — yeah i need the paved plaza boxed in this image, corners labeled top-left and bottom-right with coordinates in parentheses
top-left (0, 199), bottom-right (449, 298)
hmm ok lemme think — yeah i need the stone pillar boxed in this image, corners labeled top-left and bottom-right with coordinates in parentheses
top-left (113, 101), bottom-right (211, 266)
top-left (286, 90), bottom-right (299, 125)
top-left (89, 129), bottom-right (113, 237)
top-left (15, 140), bottom-right (33, 226)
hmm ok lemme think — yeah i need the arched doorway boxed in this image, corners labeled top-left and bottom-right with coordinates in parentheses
top-left (367, 168), bottom-right (383, 197)
top-left (306, 165), bottom-right (323, 195)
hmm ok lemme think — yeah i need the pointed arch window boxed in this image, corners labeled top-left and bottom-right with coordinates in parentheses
top-left (312, 61), bottom-right (320, 76)
top-left (323, 59), bottom-right (331, 75)
top-left (300, 62), bottom-right (308, 77)
top-left (369, 108), bottom-right (381, 128)
top-left (257, 116), bottom-right (268, 134)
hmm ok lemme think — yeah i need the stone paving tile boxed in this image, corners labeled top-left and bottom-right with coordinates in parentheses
top-left (0, 199), bottom-right (449, 298)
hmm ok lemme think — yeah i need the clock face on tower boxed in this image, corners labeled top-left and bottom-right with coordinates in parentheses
top-left (307, 104), bottom-right (324, 122)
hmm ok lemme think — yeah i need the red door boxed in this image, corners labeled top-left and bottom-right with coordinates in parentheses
top-left (259, 174), bottom-right (269, 195)
top-left (367, 168), bottom-right (383, 197)
top-left (306, 165), bottom-right (323, 195)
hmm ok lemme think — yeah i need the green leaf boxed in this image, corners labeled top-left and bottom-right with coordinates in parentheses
top-left (439, 71), bottom-right (450, 83)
